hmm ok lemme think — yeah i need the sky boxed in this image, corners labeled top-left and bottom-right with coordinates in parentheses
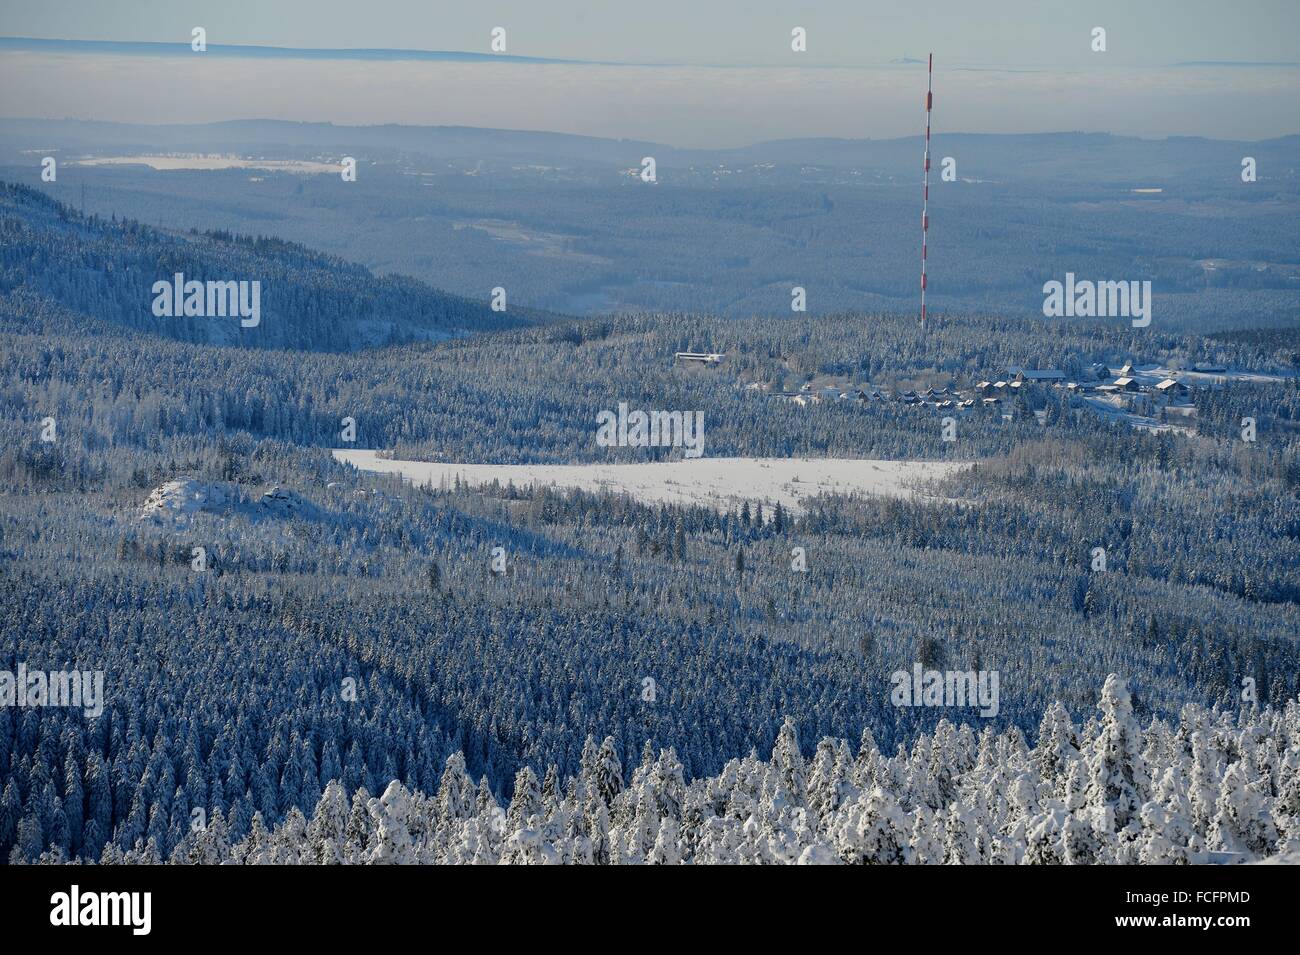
top-left (1, 0), bottom-right (1298, 146)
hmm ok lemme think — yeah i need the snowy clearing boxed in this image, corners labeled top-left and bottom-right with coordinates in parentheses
top-left (1130, 363), bottom-right (1296, 387)
top-left (74, 155), bottom-right (341, 174)
top-left (333, 450), bottom-right (973, 514)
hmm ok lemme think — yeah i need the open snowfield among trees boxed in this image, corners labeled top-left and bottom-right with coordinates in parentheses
top-left (334, 449), bottom-right (973, 514)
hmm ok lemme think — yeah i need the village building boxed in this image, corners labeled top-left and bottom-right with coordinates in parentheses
top-left (1011, 369), bottom-right (1066, 385)
top-left (674, 351), bottom-right (726, 366)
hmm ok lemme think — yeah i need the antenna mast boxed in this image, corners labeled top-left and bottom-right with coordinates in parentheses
top-left (920, 53), bottom-right (933, 334)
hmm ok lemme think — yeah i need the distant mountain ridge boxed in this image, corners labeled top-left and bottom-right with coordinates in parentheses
top-left (0, 36), bottom-right (588, 65)
top-left (2, 122), bottom-right (1295, 332)
top-left (3, 118), bottom-right (1297, 176)
top-left (0, 181), bottom-right (548, 351)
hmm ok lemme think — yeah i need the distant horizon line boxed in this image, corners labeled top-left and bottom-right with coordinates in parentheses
top-left (1, 116), bottom-right (1296, 148)
top-left (3, 36), bottom-right (1298, 71)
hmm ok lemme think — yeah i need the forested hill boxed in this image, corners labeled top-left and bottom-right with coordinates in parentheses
top-left (0, 181), bottom-right (543, 351)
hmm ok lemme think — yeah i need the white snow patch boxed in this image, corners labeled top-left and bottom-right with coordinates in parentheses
top-left (797, 844), bottom-right (841, 865)
top-left (258, 485), bottom-right (318, 519)
top-left (332, 450), bottom-right (973, 514)
top-left (142, 479), bottom-right (323, 523)
top-left (141, 479), bottom-right (232, 520)
top-left (75, 154), bottom-right (341, 174)
top-left (1144, 365), bottom-right (1295, 387)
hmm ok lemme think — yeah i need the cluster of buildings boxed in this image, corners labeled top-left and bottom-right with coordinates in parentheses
top-left (970, 364), bottom-right (1201, 420)
top-left (767, 383), bottom-right (979, 410)
top-left (762, 367), bottom-right (1073, 410)
top-left (1069, 363), bottom-right (1198, 419)
top-left (685, 350), bottom-right (1213, 426)
top-left (758, 363), bottom-right (1206, 424)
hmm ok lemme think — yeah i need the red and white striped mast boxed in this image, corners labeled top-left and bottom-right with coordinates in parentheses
top-left (920, 52), bottom-right (933, 334)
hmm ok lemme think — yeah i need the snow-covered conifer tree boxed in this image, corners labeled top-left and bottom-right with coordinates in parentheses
top-left (908, 805), bottom-right (944, 864)
top-left (1085, 675), bottom-right (1149, 832)
top-left (943, 801), bottom-right (981, 864)
top-left (304, 782), bottom-right (349, 865)
top-left (366, 781), bottom-right (415, 864)
top-left (1208, 761), bottom-right (1278, 860)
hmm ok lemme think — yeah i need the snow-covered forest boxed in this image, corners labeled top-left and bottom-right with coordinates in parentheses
top-left (36, 676), bottom-right (1298, 865)
top-left (2, 184), bottom-right (1298, 866)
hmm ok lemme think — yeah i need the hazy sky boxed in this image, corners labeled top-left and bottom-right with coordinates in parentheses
top-left (2, 0), bottom-right (1298, 145)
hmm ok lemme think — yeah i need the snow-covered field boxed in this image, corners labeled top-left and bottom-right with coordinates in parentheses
top-left (1135, 364), bottom-right (1295, 387)
top-left (74, 155), bottom-right (341, 174)
top-left (333, 450), bottom-right (973, 514)
top-left (1082, 396), bottom-right (1194, 435)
